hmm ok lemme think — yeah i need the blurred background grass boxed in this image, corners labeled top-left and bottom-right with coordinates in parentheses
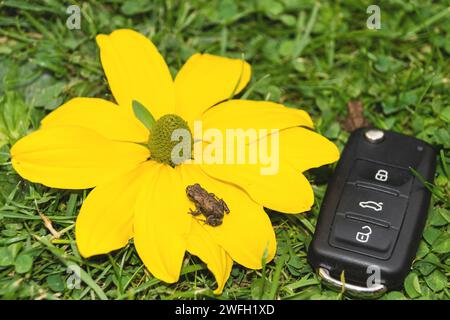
top-left (0, 0), bottom-right (448, 300)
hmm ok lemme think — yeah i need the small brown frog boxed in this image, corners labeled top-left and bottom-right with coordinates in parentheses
top-left (186, 183), bottom-right (230, 227)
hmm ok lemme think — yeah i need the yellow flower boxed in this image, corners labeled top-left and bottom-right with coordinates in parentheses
top-left (10, 29), bottom-right (339, 294)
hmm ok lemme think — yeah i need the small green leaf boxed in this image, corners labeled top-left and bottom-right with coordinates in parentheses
top-left (440, 106), bottom-right (450, 123)
top-left (278, 40), bottom-right (295, 57)
top-left (47, 274), bottom-right (65, 292)
top-left (280, 14), bottom-right (296, 26)
top-left (0, 247), bottom-right (14, 267)
top-left (424, 270), bottom-right (447, 292)
top-left (132, 100), bottom-right (155, 131)
top-left (432, 236), bottom-right (450, 254)
top-left (15, 254), bottom-right (33, 274)
top-left (423, 227), bottom-right (442, 245)
top-left (121, 0), bottom-right (153, 15)
top-left (404, 272), bottom-right (422, 298)
top-left (429, 207), bottom-right (449, 227)
top-left (416, 241), bottom-right (430, 259)
top-left (416, 253), bottom-right (440, 275)
top-left (287, 255), bottom-right (303, 269)
top-left (383, 291), bottom-right (407, 300)
top-left (0, 91), bottom-right (31, 145)
top-left (8, 242), bottom-right (22, 260)
top-left (2, 229), bottom-right (17, 237)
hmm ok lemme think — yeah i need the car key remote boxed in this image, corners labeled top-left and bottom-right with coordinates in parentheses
top-left (307, 128), bottom-right (436, 297)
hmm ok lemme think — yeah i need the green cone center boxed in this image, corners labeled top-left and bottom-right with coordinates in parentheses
top-left (148, 114), bottom-right (192, 166)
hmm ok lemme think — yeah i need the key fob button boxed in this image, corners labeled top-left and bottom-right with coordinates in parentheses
top-left (337, 185), bottom-right (408, 229)
top-left (330, 215), bottom-right (397, 259)
top-left (348, 159), bottom-right (413, 195)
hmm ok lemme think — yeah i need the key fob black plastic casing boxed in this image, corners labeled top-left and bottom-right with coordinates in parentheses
top-left (308, 128), bottom-right (436, 291)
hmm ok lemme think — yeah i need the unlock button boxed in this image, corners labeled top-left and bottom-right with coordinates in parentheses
top-left (330, 215), bottom-right (397, 259)
top-left (355, 225), bottom-right (372, 242)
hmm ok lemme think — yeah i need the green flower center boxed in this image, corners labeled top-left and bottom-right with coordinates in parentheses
top-left (148, 114), bottom-right (192, 166)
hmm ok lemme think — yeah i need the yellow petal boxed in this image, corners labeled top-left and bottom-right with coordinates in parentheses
top-left (134, 162), bottom-right (191, 283)
top-left (202, 100), bottom-right (313, 136)
top-left (202, 163), bottom-right (314, 214)
top-left (10, 126), bottom-right (149, 189)
top-left (187, 220), bottom-right (233, 294)
top-left (270, 127), bottom-right (340, 172)
top-left (198, 134), bottom-right (314, 213)
top-left (41, 98), bottom-right (148, 143)
top-left (196, 124), bottom-right (338, 213)
top-left (178, 164), bottom-right (276, 269)
top-left (76, 163), bottom-right (152, 257)
top-left (96, 29), bottom-right (174, 118)
top-left (175, 54), bottom-right (251, 123)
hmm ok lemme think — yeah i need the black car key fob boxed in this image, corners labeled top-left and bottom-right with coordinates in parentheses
top-left (307, 128), bottom-right (436, 297)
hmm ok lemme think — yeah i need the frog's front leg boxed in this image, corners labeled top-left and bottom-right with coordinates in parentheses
top-left (189, 207), bottom-right (202, 216)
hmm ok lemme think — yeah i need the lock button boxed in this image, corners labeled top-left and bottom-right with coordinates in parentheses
top-left (329, 215), bottom-right (398, 259)
top-left (347, 159), bottom-right (413, 196)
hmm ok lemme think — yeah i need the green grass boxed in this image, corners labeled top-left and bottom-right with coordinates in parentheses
top-left (0, 0), bottom-right (449, 300)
